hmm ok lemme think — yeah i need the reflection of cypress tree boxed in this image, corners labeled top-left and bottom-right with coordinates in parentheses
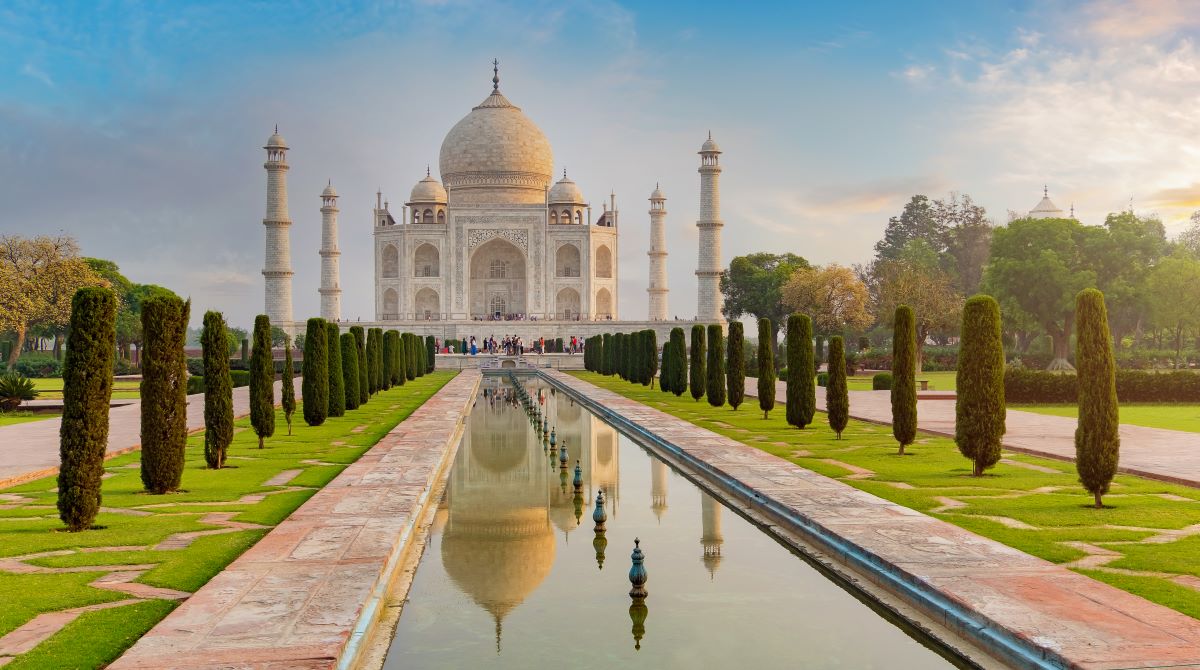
top-left (757, 318), bottom-right (775, 419)
top-left (350, 326), bottom-right (368, 405)
top-left (1075, 288), bottom-right (1119, 508)
top-left (726, 322), bottom-right (744, 409)
top-left (57, 287), bottom-right (116, 531)
top-left (340, 333), bottom-right (360, 411)
top-left (140, 294), bottom-right (190, 493)
top-left (689, 325), bottom-right (706, 402)
top-left (201, 310), bottom-right (233, 466)
top-left (955, 295), bottom-right (1005, 476)
top-left (891, 305), bottom-right (917, 455)
top-left (325, 321), bottom-right (344, 417)
top-left (302, 318), bottom-right (329, 426)
top-left (706, 325), bottom-right (725, 407)
top-left (826, 336), bottom-right (848, 439)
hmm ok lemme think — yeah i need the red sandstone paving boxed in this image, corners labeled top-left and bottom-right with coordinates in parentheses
top-left (0, 379), bottom-right (302, 489)
top-left (107, 371), bottom-right (480, 670)
top-left (743, 377), bottom-right (1200, 489)
top-left (557, 371), bottom-right (1200, 669)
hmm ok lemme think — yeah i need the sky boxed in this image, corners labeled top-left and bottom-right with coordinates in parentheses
top-left (3, 0), bottom-right (1200, 328)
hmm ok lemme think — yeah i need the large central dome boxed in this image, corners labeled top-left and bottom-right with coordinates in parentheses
top-left (438, 86), bottom-right (554, 205)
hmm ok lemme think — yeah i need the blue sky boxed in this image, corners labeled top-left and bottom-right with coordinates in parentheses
top-left (3, 0), bottom-right (1199, 327)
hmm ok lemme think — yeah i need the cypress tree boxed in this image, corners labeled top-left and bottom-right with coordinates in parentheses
top-left (404, 333), bottom-right (417, 381)
top-left (786, 314), bottom-right (815, 428)
top-left (140, 294), bottom-right (189, 494)
top-left (392, 331), bottom-right (406, 387)
top-left (351, 326), bottom-right (368, 405)
top-left (341, 333), bottom-right (360, 411)
top-left (706, 324), bottom-right (726, 407)
top-left (602, 333), bottom-right (614, 374)
top-left (669, 327), bottom-right (687, 397)
top-left (249, 315), bottom-right (276, 448)
top-left (201, 310), bottom-right (233, 466)
top-left (628, 331), bottom-right (641, 383)
top-left (726, 322), bottom-right (745, 409)
top-left (1075, 288), bottom-right (1119, 508)
top-left (376, 329), bottom-right (389, 385)
top-left (826, 336), bottom-right (849, 439)
top-left (426, 335), bottom-right (436, 373)
top-left (690, 325), bottom-right (706, 401)
top-left (366, 329), bottom-right (381, 394)
top-left (240, 338), bottom-right (248, 365)
top-left (57, 286), bottom-right (116, 531)
top-left (644, 329), bottom-right (658, 387)
top-left (381, 329), bottom-right (394, 391)
top-left (955, 295), bottom-right (1006, 476)
top-left (891, 305), bottom-right (918, 455)
top-left (757, 318), bottom-right (775, 419)
top-left (325, 321), bottom-right (345, 417)
top-left (613, 333), bottom-right (623, 379)
top-left (411, 332), bottom-right (423, 378)
top-left (660, 341), bottom-right (673, 393)
top-left (281, 337), bottom-right (296, 434)
top-left (302, 318), bottom-right (329, 426)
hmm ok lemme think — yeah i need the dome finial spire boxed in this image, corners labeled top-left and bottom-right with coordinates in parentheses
top-left (1044, 184), bottom-right (1048, 197)
top-left (274, 123), bottom-right (278, 134)
top-left (492, 58), bottom-right (500, 91)
top-left (426, 164), bottom-right (431, 177)
top-left (563, 168), bottom-right (567, 179)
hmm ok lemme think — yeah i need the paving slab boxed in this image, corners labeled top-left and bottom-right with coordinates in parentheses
top-left (108, 370), bottom-right (479, 670)
top-left (554, 371), bottom-right (1200, 669)
top-left (0, 379), bottom-right (301, 489)
top-left (744, 377), bottom-right (1200, 489)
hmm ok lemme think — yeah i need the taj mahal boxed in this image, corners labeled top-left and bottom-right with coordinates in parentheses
top-left (260, 64), bottom-right (724, 343)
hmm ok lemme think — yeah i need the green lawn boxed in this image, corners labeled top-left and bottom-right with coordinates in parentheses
top-left (0, 411), bottom-right (59, 427)
top-left (574, 371), bottom-right (1200, 624)
top-left (31, 378), bottom-right (141, 400)
top-left (1010, 403), bottom-right (1200, 433)
top-left (0, 371), bottom-right (455, 669)
top-left (847, 370), bottom-right (956, 391)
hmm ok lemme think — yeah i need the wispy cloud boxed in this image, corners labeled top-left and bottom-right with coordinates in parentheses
top-left (19, 62), bottom-right (53, 87)
top-left (1084, 0), bottom-right (1200, 39)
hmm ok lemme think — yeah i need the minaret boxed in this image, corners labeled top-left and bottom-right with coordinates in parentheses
top-left (650, 458), bottom-right (668, 521)
top-left (696, 132), bottom-right (725, 322)
top-left (700, 492), bottom-right (724, 578)
top-left (319, 180), bottom-right (341, 322)
top-left (647, 184), bottom-right (669, 320)
top-left (262, 126), bottom-right (294, 330)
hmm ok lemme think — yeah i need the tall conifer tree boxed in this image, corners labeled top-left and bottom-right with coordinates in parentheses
top-left (726, 322), bottom-right (745, 409)
top-left (891, 305), bottom-right (918, 455)
top-left (690, 325), bottom-right (706, 401)
top-left (250, 315), bottom-right (276, 447)
top-left (281, 339), bottom-right (296, 435)
top-left (140, 295), bottom-right (189, 493)
top-left (202, 310), bottom-right (233, 465)
top-left (826, 336), bottom-right (849, 438)
top-left (955, 295), bottom-right (1006, 476)
top-left (351, 326), bottom-right (368, 404)
top-left (670, 327), bottom-right (688, 397)
top-left (757, 318), bottom-right (775, 419)
top-left (786, 314), bottom-right (815, 428)
top-left (341, 332), bottom-right (360, 411)
top-left (706, 324), bottom-right (726, 407)
top-left (1075, 289), bottom-right (1119, 507)
top-left (302, 318), bottom-right (329, 426)
top-left (325, 321), bottom-right (345, 417)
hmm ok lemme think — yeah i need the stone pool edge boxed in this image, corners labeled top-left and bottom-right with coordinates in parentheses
top-left (108, 370), bottom-right (481, 670)
top-left (540, 369), bottom-right (1200, 670)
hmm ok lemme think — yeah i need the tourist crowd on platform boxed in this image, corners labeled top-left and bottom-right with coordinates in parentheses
top-left (430, 335), bottom-right (585, 356)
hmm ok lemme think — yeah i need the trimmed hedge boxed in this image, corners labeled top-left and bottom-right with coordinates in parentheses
top-left (872, 373), bottom-right (893, 390)
top-left (1005, 368), bottom-right (1200, 403)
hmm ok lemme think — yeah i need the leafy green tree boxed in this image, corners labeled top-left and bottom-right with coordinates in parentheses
top-left (366, 329), bottom-right (381, 394)
top-left (757, 318), bottom-right (775, 419)
top-left (381, 329), bottom-right (394, 391)
top-left (57, 286), bottom-right (116, 531)
top-left (281, 337), bottom-right (296, 434)
top-left (351, 326), bottom-right (368, 404)
top-left (643, 329), bottom-right (657, 387)
top-left (934, 193), bottom-right (993, 295)
top-left (341, 332), bottom-right (360, 411)
top-left (782, 264), bottom-right (873, 337)
top-left (955, 296), bottom-right (1006, 476)
top-left (786, 314), bottom-right (815, 428)
top-left (826, 336), bottom-right (848, 438)
top-left (1145, 253), bottom-right (1200, 366)
top-left (721, 252), bottom-right (809, 355)
top-left (140, 294), bottom-right (189, 493)
top-left (690, 325), bottom-right (706, 401)
top-left (983, 217), bottom-right (1104, 369)
top-left (269, 326), bottom-right (289, 348)
top-left (706, 325), bottom-right (726, 407)
top-left (891, 305), bottom-right (917, 455)
top-left (325, 321), bottom-right (344, 417)
top-left (302, 318), bottom-right (329, 426)
top-left (726, 322), bottom-right (744, 409)
top-left (250, 315), bottom-right (276, 447)
top-left (669, 327), bottom-right (687, 397)
top-left (201, 310), bottom-right (233, 465)
top-left (1075, 289), bottom-right (1119, 508)
top-left (874, 195), bottom-right (943, 263)
top-left (868, 246), bottom-right (963, 370)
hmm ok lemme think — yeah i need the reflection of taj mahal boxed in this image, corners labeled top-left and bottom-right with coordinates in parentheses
top-left (259, 63), bottom-right (726, 339)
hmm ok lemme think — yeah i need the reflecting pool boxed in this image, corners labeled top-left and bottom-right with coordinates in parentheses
top-left (383, 378), bottom-right (961, 668)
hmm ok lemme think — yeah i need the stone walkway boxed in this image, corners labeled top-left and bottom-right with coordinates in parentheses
top-left (0, 379), bottom-right (301, 489)
top-left (553, 371), bottom-right (1200, 669)
top-left (108, 370), bottom-right (480, 670)
top-left (745, 378), bottom-right (1200, 489)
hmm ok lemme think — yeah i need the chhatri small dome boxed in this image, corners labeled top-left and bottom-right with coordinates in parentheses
top-left (650, 183), bottom-right (666, 200)
top-left (1029, 186), bottom-right (1064, 219)
top-left (321, 181), bottom-right (337, 198)
top-left (700, 131), bottom-right (720, 154)
top-left (265, 126), bottom-right (287, 149)
top-left (438, 64), bottom-right (554, 201)
top-left (548, 171), bottom-right (584, 205)
top-left (409, 169), bottom-right (448, 204)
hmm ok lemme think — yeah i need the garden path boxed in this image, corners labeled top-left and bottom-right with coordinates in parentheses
top-left (746, 378), bottom-right (1200, 488)
top-left (0, 380), bottom-right (302, 489)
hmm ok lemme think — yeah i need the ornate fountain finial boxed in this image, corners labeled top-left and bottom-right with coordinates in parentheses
top-left (573, 460), bottom-right (583, 491)
top-left (559, 439), bottom-right (569, 468)
top-left (629, 538), bottom-right (648, 598)
top-left (492, 58), bottom-right (500, 91)
top-left (593, 489), bottom-right (607, 532)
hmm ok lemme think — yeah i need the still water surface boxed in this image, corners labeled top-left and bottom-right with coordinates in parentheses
top-left (383, 378), bottom-right (960, 669)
